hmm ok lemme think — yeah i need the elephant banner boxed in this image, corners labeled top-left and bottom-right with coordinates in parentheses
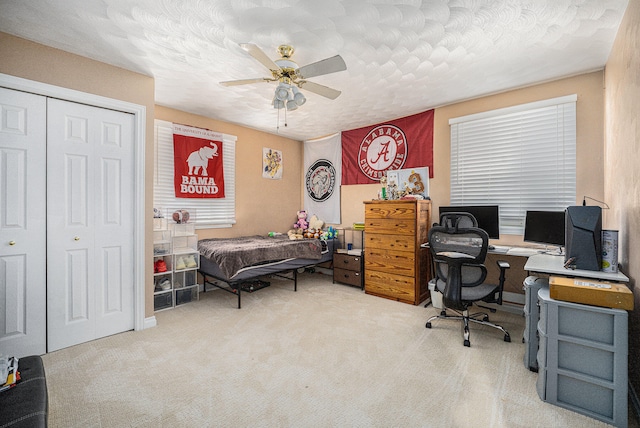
top-left (172, 123), bottom-right (225, 199)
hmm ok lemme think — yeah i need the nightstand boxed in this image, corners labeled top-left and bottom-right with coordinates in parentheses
top-left (333, 252), bottom-right (364, 289)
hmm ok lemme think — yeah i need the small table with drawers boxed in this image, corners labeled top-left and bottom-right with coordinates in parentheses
top-left (333, 251), bottom-right (364, 289)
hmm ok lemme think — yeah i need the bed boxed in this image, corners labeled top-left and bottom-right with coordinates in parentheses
top-left (198, 235), bottom-right (337, 308)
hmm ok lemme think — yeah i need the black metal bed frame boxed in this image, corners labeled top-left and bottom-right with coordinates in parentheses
top-left (199, 269), bottom-right (299, 309)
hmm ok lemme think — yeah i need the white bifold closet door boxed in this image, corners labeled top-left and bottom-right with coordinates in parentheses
top-left (1, 90), bottom-right (136, 356)
top-left (0, 88), bottom-right (47, 357)
top-left (46, 98), bottom-right (135, 352)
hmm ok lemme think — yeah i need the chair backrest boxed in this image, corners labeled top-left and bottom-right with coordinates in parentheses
top-left (439, 211), bottom-right (478, 229)
top-left (428, 224), bottom-right (489, 309)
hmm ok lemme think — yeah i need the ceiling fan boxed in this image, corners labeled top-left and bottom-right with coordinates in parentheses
top-left (220, 43), bottom-right (347, 111)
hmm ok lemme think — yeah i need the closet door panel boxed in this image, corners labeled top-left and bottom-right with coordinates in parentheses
top-left (47, 103), bottom-right (96, 350)
top-left (47, 98), bottom-right (134, 351)
top-left (0, 88), bottom-right (46, 357)
top-left (94, 107), bottom-right (134, 338)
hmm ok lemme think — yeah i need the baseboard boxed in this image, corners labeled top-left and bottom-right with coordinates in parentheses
top-left (312, 266), bottom-right (333, 276)
top-left (143, 316), bottom-right (157, 329)
top-left (478, 301), bottom-right (524, 315)
top-left (503, 291), bottom-right (525, 305)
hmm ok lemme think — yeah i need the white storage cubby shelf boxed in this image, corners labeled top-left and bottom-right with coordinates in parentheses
top-left (170, 222), bottom-right (200, 307)
top-left (153, 216), bottom-right (199, 311)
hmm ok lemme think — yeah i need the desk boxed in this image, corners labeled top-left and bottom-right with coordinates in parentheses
top-left (487, 246), bottom-right (545, 304)
top-left (422, 243), bottom-right (539, 305)
top-left (525, 253), bottom-right (629, 282)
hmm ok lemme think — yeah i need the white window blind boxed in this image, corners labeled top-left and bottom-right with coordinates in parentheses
top-left (449, 95), bottom-right (576, 235)
top-left (154, 120), bottom-right (236, 228)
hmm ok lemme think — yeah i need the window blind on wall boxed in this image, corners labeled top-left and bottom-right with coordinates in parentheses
top-left (449, 95), bottom-right (577, 235)
top-left (154, 120), bottom-right (236, 228)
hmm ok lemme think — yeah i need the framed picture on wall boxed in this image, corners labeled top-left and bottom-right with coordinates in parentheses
top-left (263, 147), bottom-right (283, 179)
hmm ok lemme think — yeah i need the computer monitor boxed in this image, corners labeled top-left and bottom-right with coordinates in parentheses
top-left (523, 210), bottom-right (565, 247)
top-left (439, 205), bottom-right (500, 239)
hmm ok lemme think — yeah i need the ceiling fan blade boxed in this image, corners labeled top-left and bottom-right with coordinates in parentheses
top-left (298, 81), bottom-right (341, 100)
top-left (239, 43), bottom-right (281, 73)
top-left (296, 55), bottom-right (347, 79)
top-left (220, 78), bottom-right (273, 86)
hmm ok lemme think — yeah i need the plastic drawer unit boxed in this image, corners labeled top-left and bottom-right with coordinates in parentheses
top-left (536, 288), bottom-right (628, 427)
top-left (523, 276), bottom-right (549, 371)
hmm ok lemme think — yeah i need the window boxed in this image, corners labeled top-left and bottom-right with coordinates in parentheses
top-left (449, 95), bottom-right (576, 235)
top-left (154, 120), bottom-right (236, 228)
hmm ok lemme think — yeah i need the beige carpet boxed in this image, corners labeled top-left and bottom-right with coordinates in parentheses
top-left (42, 272), bottom-right (632, 427)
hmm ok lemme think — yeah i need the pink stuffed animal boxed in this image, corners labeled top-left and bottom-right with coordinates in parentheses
top-left (294, 210), bottom-right (308, 230)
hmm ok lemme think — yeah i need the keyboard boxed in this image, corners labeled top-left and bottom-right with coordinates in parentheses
top-left (506, 248), bottom-right (541, 257)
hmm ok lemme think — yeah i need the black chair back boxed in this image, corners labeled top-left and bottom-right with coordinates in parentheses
top-left (428, 225), bottom-right (489, 311)
top-left (439, 211), bottom-right (478, 229)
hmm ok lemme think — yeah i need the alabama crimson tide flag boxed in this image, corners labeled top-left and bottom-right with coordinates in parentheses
top-left (173, 124), bottom-right (225, 198)
top-left (341, 110), bottom-right (434, 184)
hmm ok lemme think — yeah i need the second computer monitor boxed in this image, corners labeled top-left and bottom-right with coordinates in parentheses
top-left (439, 205), bottom-right (500, 239)
top-left (523, 210), bottom-right (565, 247)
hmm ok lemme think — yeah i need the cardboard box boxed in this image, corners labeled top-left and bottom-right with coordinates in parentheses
top-left (549, 276), bottom-right (633, 310)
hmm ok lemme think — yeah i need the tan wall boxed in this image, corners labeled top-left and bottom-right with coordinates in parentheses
top-left (154, 106), bottom-right (303, 239)
top-left (0, 32), bottom-right (157, 317)
top-left (341, 72), bottom-right (605, 247)
top-left (604, 1), bottom-right (640, 399)
top-left (0, 31), bottom-right (619, 330)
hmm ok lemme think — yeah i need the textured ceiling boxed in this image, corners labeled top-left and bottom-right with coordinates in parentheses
top-left (0, 0), bottom-right (629, 141)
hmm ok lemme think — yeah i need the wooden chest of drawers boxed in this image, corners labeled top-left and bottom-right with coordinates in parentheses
top-left (363, 200), bottom-right (431, 305)
top-left (333, 252), bottom-right (364, 289)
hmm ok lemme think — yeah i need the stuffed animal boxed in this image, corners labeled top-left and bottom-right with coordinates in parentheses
top-left (293, 210), bottom-right (308, 230)
top-left (308, 214), bottom-right (324, 230)
top-left (322, 226), bottom-right (338, 240)
top-left (287, 228), bottom-right (304, 240)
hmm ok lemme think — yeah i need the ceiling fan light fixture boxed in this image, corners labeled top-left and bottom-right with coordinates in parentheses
top-left (275, 83), bottom-right (290, 101)
top-left (286, 99), bottom-right (298, 111)
top-left (222, 43), bottom-right (346, 124)
top-left (292, 87), bottom-right (306, 106)
top-left (273, 98), bottom-right (285, 109)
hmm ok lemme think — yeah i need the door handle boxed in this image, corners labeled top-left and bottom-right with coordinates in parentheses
top-left (9, 240), bottom-right (16, 246)
top-left (74, 236), bottom-right (80, 241)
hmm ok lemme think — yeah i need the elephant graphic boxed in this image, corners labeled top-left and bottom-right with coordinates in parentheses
top-left (187, 142), bottom-right (219, 176)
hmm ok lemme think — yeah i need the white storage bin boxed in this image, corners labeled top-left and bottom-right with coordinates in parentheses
top-left (170, 222), bottom-right (195, 237)
top-left (428, 281), bottom-right (443, 309)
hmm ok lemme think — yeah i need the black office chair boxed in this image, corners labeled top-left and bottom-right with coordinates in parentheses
top-left (426, 218), bottom-right (511, 347)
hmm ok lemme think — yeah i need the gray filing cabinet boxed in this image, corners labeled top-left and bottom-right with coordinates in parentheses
top-left (523, 276), bottom-right (549, 371)
top-left (537, 288), bottom-right (628, 427)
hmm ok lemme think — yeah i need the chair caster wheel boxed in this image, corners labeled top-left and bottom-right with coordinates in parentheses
top-left (464, 340), bottom-right (470, 347)
top-left (504, 334), bottom-right (511, 342)
top-left (482, 315), bottom-right (489, 321)
top-left (426, 322), bottom-right (432, 329)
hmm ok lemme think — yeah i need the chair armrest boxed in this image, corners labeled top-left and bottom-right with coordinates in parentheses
top-left (496, 260), bottom-right (510, 269)
top-left (485, 260), bottom-right (510, 306)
